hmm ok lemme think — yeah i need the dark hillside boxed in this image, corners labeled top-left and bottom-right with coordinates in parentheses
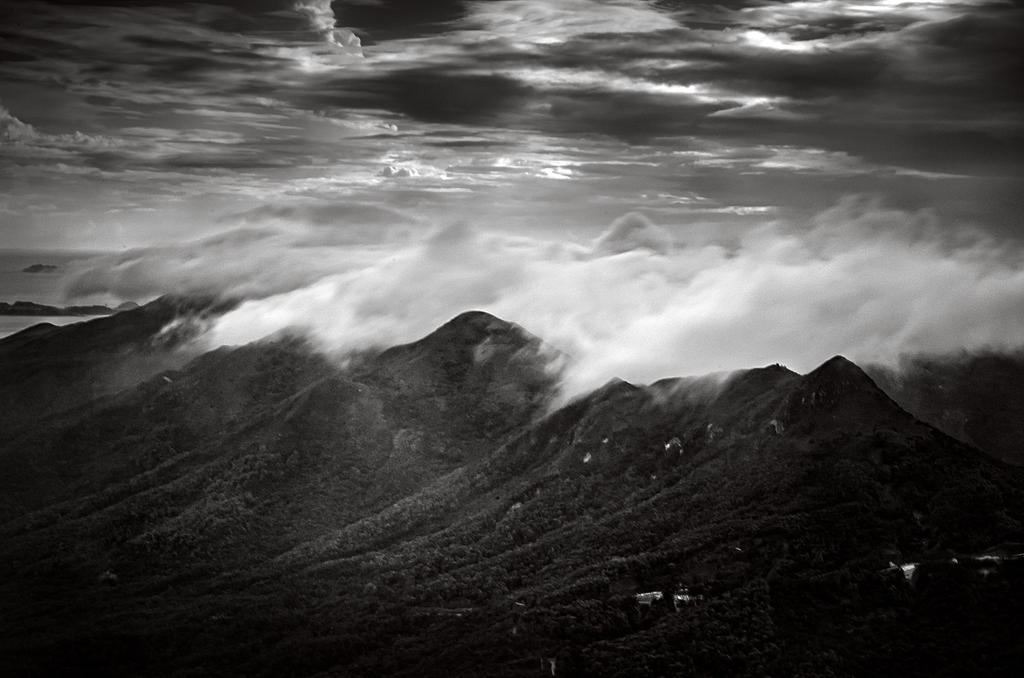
top-left (867, 351), bottom-right (1024, 465)
top-left (0, 296), bottom-right (235, 435)
top-left (1, 312), bottom-right (1023, 677)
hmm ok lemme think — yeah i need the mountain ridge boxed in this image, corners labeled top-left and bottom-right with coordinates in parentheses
top-left (1, 306), bottom-right (1023, 677)
top-left (866, 351), bottom-right (1024, 465)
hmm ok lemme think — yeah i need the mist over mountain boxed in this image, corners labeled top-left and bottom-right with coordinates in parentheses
top-left (63, 201), bottom-right (1024, 402)
top-left (2, 303), bottom-right (1023, 677)
top-left (0, 296), bottom-right (234, 433)
top-left (3, 0), bottom-right (1021, 673)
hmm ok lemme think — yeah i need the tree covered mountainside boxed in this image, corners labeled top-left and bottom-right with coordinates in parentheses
top-left (866, 353), bottom-right (1024, 466)
top-left (2, 300), bottom-right (1024, 677)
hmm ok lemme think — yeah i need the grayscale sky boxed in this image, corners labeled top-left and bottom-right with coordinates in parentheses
top-left (2, 0), bottom-right (1023, 392)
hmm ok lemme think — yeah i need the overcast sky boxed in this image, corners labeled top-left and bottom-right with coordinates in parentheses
top-left (2, 0), bottom-right (1023, 390)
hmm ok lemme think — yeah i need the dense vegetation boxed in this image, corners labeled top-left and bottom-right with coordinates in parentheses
top-left (2, 302), bottom-right (1023, 677)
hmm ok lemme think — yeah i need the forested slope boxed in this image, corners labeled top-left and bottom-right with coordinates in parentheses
top-left (2, 306), bottom-right (1023, 677)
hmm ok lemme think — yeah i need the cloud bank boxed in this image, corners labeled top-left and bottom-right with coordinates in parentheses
top-left (64, 196), bottom-right (1024, 400)
top-left (1, 104), bottom-right (37, 143)
top-left (4, 2), bottom-right (1021, 399)
top-left (2, 0), bottom-right (1021, 249)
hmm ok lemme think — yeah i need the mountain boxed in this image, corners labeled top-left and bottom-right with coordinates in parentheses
top-left (0, 295), bottom-right (234, 434)
top-left (1, 308), bottom-right (1023, 677)
top-left (866, 351), bottom-right (1024, 465)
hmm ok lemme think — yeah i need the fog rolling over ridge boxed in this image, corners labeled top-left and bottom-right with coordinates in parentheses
top-left (2, 0), bottom-right (1022, 390)
top-left (55, 195), bottom-right (1024, 400)
top-left (3, 301), bottom-right (1024, 676)
top-left (2, 0), bottom-right (1024, 674)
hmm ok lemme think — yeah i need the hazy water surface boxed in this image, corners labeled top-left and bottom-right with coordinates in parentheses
top-left (0, 250), bottom-right (101, 307)
top-left (0, 250), bottom-right (107, 339)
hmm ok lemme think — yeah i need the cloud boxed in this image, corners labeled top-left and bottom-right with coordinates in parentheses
top-left (0, 101), bottom-right (126, 156)
top-left (117, 196), bottom-right (1023, 403)
top-left (3, 0), bottom-right (1021, 296)
top-left (708, 98), bottom-right (810, 120)
top-left (320, 69), bottom-right (532, 125)
top-left (292, 0), bottom-right (363, 62)
top-left (333, 0), bottom-right (471, 42)
top-left (377, 163), bottom-right (449, 179)
top-left (463, 0), bottom-right (678, 46)
top-left (0, 104), bottom-right (38, 142)
top-left (60, 227), bottom-right (385, 303)
top-left (224, 201), bottom-right (419, 231)
top-left (592, 212), bottom-right (672, 255)
top-left (380, 165), bottom-right (419, 178)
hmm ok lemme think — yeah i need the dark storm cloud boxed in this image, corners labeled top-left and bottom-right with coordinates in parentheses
top-left (0, 46), bottom-right (37, 64)
top-left (0, 1), bottom-right (366, 182)
top-left (354, 69), bottom-right (532, 125)
top-left (684, 43), bottom-right (888, 99)
top-left (19, 1), bottom-right (287, 14)
top-left (2, 0), bottom-right (1023, 252)
top-left (529, 6), bottom-right (1020, 118)
top-left (143, 54), bottom-right (270, 82)
top-left (124, 36), bottom-right (287, 74)
top-left (334, 0), bottom-right (474, 42)
top-left (470, 2), bottom-right (1023, 190)
top-left (898, 11), bottom-right (1024, 106)
top-left (540, 90), bottom-right (717, 140)
top-left (421, 137), bottom-right (515, 150)
top-left (13, 0), bottom-right (1017, 153)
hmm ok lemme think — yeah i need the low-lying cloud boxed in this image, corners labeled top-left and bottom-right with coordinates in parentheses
top-left (63, 194), bottom-right (1023, 400)
top-left (593, 212), bottom-right (673, 256)
top-left (61, 227), bottom-right (389, 302)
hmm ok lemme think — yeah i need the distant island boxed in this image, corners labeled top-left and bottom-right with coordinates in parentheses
top-left (21, 264), bottom-right (59, 273)
top-left (0, 300), bottom-right (137, 316)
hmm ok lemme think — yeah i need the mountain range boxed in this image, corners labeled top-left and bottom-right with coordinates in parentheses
top-left (1, 298), bottom-right (1023, 677)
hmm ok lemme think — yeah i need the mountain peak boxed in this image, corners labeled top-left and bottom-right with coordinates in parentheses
top-left (431, 310), bottom-right (517, 342)
top-left (394, 310), bottom-right (535, 360)
top-left (776, 355), bottom-right (911, 432)
top-left (444, 309), bottom-right (505, 327)
top-left (801, 355), bottom-right (893, 397)
top-left (372, 310), bottom-right (554, 395)
top-left (815, 354), bottom-right (864, 375)
top-left (5, 303), bottom-right (1024, 677)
